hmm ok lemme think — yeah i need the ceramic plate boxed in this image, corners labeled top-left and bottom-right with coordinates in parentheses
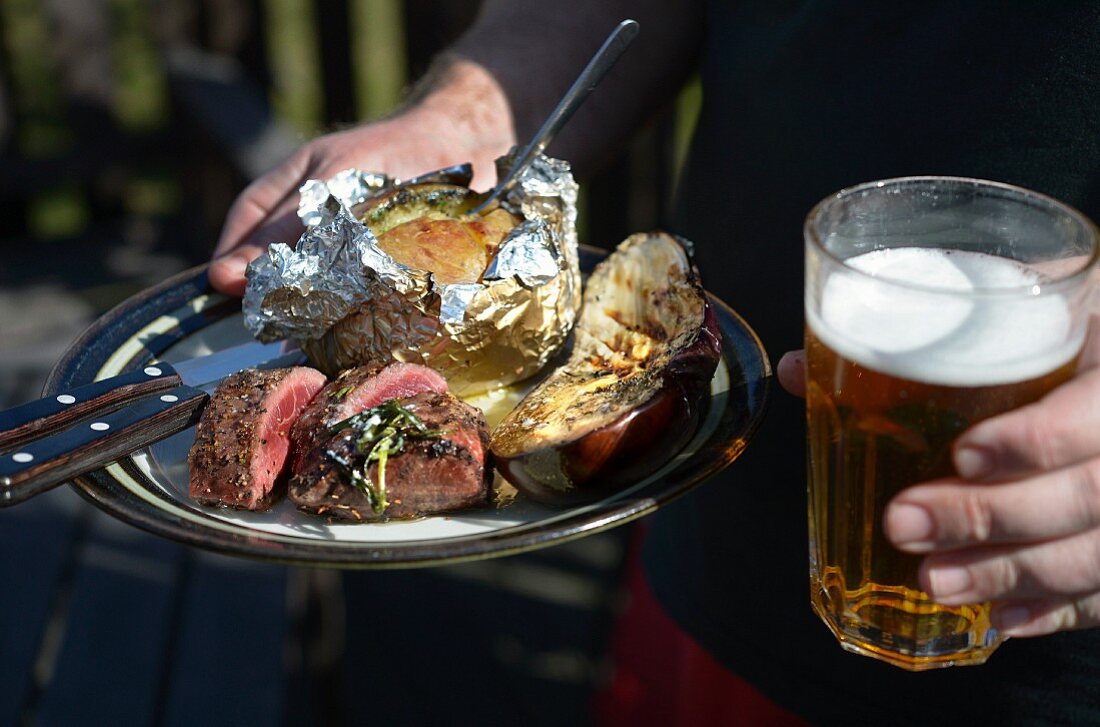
top-left (45, 247), bottom-right (771, 568)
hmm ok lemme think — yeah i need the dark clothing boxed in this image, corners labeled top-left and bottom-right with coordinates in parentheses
top-left (646, 2), bottom-right (1100, 724)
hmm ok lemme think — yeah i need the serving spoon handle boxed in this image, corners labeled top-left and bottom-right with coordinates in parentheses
top-left (467, 18), bottom-right (640, 215)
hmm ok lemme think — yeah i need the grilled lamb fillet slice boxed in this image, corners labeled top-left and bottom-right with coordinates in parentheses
top-left (188, 366), bottom-right (327, 510)
top-left (289, 362), bottom-right (448, 471)
top-left (289, 391), bottom-right (491, 521)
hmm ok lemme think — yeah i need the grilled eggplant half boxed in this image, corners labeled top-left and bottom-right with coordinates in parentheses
top-left (490, 231), bottom-right (722, 504)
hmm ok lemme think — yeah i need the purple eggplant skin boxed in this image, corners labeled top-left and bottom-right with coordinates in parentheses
top-left (496, 304), bottom-right (721, 505)
top-left (491, 232), bottom-right (722, 506)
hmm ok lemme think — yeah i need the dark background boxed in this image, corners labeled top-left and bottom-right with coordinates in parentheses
top-left (0, 2), bottom-right (697, 725)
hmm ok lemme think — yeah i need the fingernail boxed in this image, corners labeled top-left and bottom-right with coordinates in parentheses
top-left (955, 445), bottom-right (994, 479)
top-left (929, 565), bottom-right (973, 598)
top-left (995, 606), bottom-right (1031, 633)
top-left (885, 503), bottom-right (935, 547)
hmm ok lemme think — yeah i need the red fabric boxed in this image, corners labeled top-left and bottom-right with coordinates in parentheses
top-left (593, 532), bottom-right (808, 727)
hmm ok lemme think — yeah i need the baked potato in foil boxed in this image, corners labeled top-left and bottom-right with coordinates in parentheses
top-left (242, 153), bottom-right (580, 395)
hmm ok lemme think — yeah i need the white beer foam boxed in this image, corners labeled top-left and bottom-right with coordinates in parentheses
top-left (807, 247), bottom-right (1082, 386)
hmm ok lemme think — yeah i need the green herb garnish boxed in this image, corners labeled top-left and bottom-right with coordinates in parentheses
top-left (326, 400), bottom-right (443, 514)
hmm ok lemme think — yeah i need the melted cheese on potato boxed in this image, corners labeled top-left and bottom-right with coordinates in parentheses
top-left (375, 208), bottom-right (518, 284)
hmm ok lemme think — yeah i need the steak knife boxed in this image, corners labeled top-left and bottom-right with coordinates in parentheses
top-left (0, 339), bottom-right (304, 507)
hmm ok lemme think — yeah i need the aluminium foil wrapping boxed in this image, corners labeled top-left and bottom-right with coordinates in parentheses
top-left (243, 152), bottom-right (580, 395)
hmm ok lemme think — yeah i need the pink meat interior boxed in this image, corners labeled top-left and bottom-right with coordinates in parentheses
top-left (339, 363), bottom-right (448, 419)
top-left (247, 367), bottom-right (327, 500)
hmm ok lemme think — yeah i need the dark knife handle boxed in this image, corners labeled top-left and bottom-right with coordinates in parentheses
top-left (0, 363), bottom-right (183, 451)
top-left (0, 385), bottom-right (207, 507)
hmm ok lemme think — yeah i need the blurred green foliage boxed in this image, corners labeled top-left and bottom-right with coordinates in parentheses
top-left (672, 76), bottom-right (702, 201)
top-left (263, 0), bottom-right (324, 135)
top-left (125, 167), bottom-right (183, 217)
top-left (108, 0), bottom-right (169, 132)
top-left (27, 184), bottom-right (89, 239)
top-left (351, 0), bottom-right (407, 120)
top-left (0, 0), bottom-right (71, 156)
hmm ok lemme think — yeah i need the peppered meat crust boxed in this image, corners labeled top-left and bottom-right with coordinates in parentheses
top-left (289, 391), bottom-right (491, 521)
top-left (188, 366), bottom-right (326, 511)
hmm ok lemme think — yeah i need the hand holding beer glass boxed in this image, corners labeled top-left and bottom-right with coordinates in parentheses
top-left (804, 177), bottom-right (1100, 670)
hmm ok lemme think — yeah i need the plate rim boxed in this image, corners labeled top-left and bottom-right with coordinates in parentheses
top-left (43, 245), bottom-right (772, 568)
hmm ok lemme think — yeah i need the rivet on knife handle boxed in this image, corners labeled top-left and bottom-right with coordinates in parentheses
top-left (0, 385), bottom-right (207, 507)
top-left (0, 363), bottom-right (183, 451)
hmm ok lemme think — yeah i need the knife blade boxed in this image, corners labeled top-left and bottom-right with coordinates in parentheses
top-left (0, 339), bottom-right (305, 507)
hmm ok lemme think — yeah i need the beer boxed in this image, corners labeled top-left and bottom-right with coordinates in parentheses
top-left (806, 247), bottom-right (1083, 670)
